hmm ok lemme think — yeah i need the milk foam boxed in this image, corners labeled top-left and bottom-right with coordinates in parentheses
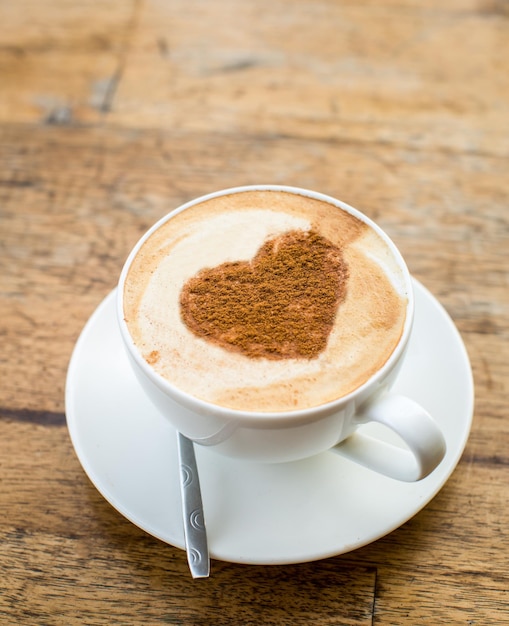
top-left (123, 191), bottom-right (407, 412)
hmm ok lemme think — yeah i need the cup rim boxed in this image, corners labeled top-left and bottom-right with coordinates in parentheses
top-left (117, 184), bottom-right (415, 422)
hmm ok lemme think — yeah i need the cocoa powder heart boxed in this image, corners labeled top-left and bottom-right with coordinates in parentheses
top-left (179, 230), bottom-right (349, 360)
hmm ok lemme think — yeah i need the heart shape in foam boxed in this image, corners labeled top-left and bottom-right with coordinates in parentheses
top-left (180, 230), bottom-right (349, 360)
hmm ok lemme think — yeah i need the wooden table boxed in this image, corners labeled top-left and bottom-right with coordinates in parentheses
top-left (1, 1), bottom-right (508, 623)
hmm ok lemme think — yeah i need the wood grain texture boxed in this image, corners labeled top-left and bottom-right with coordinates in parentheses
top-left (1, 0), bottom-right (508, 623)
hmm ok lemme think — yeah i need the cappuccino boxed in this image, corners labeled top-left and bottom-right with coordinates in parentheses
top-left (123, 190), bottom-right (408, 412)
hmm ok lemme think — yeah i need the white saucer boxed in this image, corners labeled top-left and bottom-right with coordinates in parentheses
top-left (66, 279), bottom-right (474, 565)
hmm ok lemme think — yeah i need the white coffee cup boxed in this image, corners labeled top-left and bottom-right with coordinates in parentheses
top-left (117, 185), bottom-right (446, 481)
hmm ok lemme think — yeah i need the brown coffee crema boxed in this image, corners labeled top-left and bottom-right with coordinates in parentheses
top-left (123, 190), bottom-right (407, 412)
top-left (180, 230), bottom-right (349, 360)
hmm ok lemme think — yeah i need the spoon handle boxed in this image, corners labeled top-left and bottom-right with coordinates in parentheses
top-left (176, 432), bottom-right (210, 578)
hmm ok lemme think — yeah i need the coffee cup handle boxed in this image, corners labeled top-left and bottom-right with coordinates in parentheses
top-left (330, 394), bottom-right (446, 481)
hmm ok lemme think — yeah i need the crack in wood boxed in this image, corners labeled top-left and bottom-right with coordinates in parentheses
top-left (1, 407), bottom-right (66, 426)
top-left (99, 0), bottom-right (143, 114)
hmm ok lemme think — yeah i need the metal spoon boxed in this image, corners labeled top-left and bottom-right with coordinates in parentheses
top-left (176, 432), bottom-right (210, 578)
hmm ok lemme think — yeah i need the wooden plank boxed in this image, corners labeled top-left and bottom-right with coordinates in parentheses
top-left (0, 492), bottom-right (377, 625)
top-left (1, 123), bottom-right (507, 414)
top-left (0, 416), bottom-right (507, 624)
top-left (2, 0), bottom-right (507, 157)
